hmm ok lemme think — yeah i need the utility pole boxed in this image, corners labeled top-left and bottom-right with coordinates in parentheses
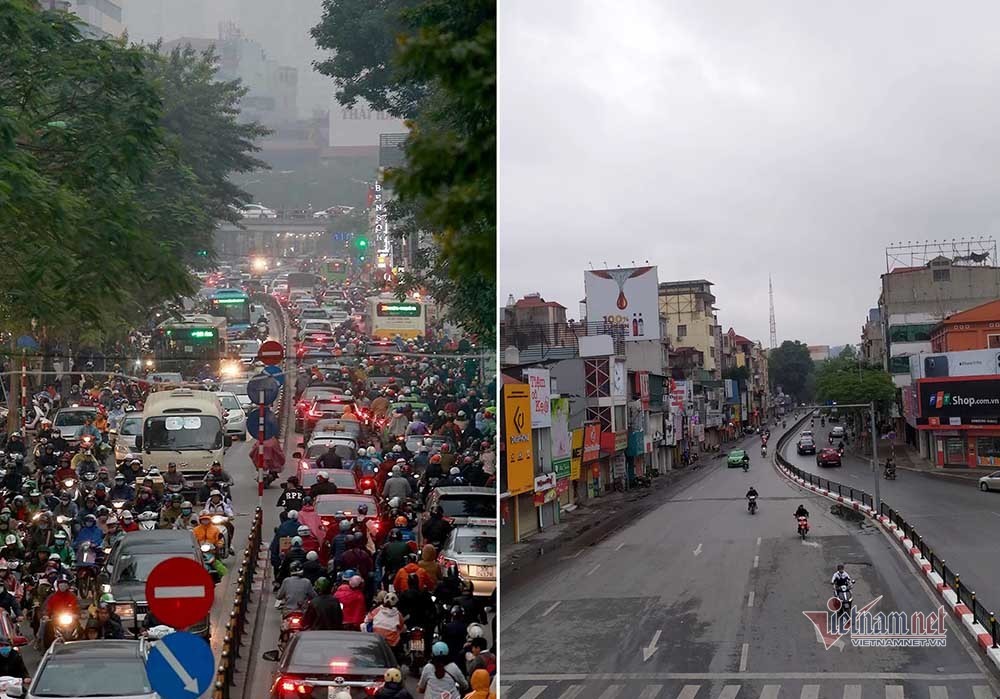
top-left (768, 275), bottom-right (777, 350)
top-left (870, 401), bottom-right (881, 513)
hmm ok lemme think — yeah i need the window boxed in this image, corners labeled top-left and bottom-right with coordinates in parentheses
top-left (888, 356), bottom-right (911, 374)
top-left (710, 347), bottom-right (716, 358)
top-left (933, 268), bottom-right (951, 282)
top-left (889, 324), bottom-right (935, 343)
top-left (677, 324), bottom-right (687, 338)
top-left (707, 325), bottom-right (714, 336)
top-left (989, 335), bottom-right (1000, 349)
top-left (613, 405), bottom-right (626, 431)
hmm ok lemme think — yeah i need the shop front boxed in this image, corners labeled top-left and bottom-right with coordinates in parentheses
top-left (917, 376), bottom-right (1000, 470)
top-left (581, 423), bottom-right (602, 499)
top-left (501, 383), bottom-right (536, 542)
top-left (533, 473), bottom-right (559, 529)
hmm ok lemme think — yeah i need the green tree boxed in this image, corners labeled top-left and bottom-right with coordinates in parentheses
top-left (815, 356), bottom-right (896, 407)
top-left (312, 0), bottom-right (496, 335)
top-left (768, 340), bottom-right (815, 402)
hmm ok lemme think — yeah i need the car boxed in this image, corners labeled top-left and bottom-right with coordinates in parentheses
top-left (979, 471), bottom-right (1000, 491)
top-left (101, 530), bottom-right (211, 638)
top-left (312, 418), bottom-right (363, 441)
top-left (312, 205), bottom-right (355, 219)
top-left (800, 430), bottom-right (814, 439)
top-left (817, 447), bottom-right (842, 467)
top-left (405, 434), bottom-right (453, 454)
top-left (302, 436), bottom-right (357, 470)
top-left (830, 425), bottom-right (846, 439)
top-left (266, 631), bottom-right (394, 698)
top-left (298, 308), bottom-right (331, 321)
top-left (313, 494), bottom-right (383, 540)
top-left (829, 411), bottom-right (840, 422)
top-left (440, 523), bottom-right (497, 597)
top-left (727, 449), bottom-right (749, 467)
top-left (52, 406), bottom-right (99, 446)
top-left (229, 339), bottom-right (262, 366)
top-left (220, 380), bottom-right (252, 409)
top-left (303, 397), bottom-right (356, 436)
top-left (797, 437), bottom-right (817, 455)
top-left (240, 203), bottom-right (277, 219)
top-left (420, 486), bottom-right (496, 542)
top-left (25, 639), bottom-right (156, 698)
top-left (298, 319), bottom-right (335, 340)
top-left (294, 387), bottom-right (340, 431)
top-left (295, 462), bottom-right (362, 492)
top-left (113, 412), bottom-right (144, 465)
top-left (216, 391), bottom-right (247, 438)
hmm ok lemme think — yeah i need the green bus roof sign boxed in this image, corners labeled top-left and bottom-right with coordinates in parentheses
top-left (376, 302), bottom-right (420, 318)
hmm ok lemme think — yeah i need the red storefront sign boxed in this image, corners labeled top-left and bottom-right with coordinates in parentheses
top-left (583, 423), bottom-right (601, 462)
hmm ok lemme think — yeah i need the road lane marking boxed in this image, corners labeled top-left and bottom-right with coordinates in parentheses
top-left (801, 540), bottom-right (821, 548)
top-left (642, 630), bottom-right (662, 661)
top-left (885, 686), bottom-right (904, 699)
top-left (597, 685), bottom-right (623, 699)
top-left (739, 643), bottom-right (749, 671)
top-left (747, 591), bottom-right (755, 607)
top-left (517, 687), bottom-right (547, 699)
top-left (756, 537), bottom-right (762, 547)
top-left (499, 687), bottom-right (510, 696)
top-left (928, 687), bottom-right (947, 699)
top-left (586, 563), bottom-right (601, 576)
top-left (616, 542), bottom-right (625, 550)
top-left (677, 685), bottom-right (701, 699)
top-left (693, 543), bottom-right (703, 556)
top-left (753, 555), bottom-right (759, 568)
top-left (843, 685), bottom-right (861, 699)
top-left (638, 686), bottom-right (663, 699)
top-left (557, 686), bottom-right (585, 699)
top-left (541, 601), bottom-right (561, 617)
top-left (718, 685), bottom-right (741, 699)
top-left (760, 685), bottom-right (780, 699)
top-left (973, 687), bottom-right (992, 699)
top-left (801, 685), bottom-right (819, 699)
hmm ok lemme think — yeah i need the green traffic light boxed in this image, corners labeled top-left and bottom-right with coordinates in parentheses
top-left (357, 238), bottom-right (368, 248)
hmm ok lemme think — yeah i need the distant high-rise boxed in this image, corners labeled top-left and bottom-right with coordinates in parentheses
top-left (40, 0), bottom-right (122, 38)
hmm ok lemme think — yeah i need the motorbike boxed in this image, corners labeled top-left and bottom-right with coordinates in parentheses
top-left (403, 626), bottom-right (426, 677)
top-left (747, 495), bottom-right (758, 515)
top-left (884, 467), bottom-right (897, 480)
top-left (797, 516), bottom-right (809, 539)
top-left (42, 609), bottom-right (82, 650)
top-left (760, 445), bottom-right (767, 458)
top-left (278, 609), bottom-right (304, 656)
top-left (75, 541), bottom-right (101, 601)
top-left (742, 459), bottom-right (749, 473)
top-left (59, 477), bottom-right (80, 504)
top-left (834, 581), bottom-right (854, 615)
top-left (210, 515), bottom-right (231, 554)
top-left (137, 511), bottom-right (159, 531)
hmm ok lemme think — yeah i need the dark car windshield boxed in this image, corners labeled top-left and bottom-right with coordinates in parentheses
top-left (115, 552), bottom-right (182, 583)
top-left (144, 416), bottom-right (223, 451)
top-left (288, 635), bottom-right (392, 670)
top-left (307, 444), bottom-right (355, 461)
top-left (32, 656), bottom-right (152, 696)
top-left (54, 411), bottom-right (94, 428)
top-left (439, 495), bottom-right (495, 518)
top-left (315, 497), bottom-right (376, 516)
top-left (452, 531), bottom-right (497, 555)
top-left (120, 416), bottom-right (143, 437)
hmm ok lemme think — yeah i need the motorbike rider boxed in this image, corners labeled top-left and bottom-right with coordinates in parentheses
top-left (0, 643), bottom-right (30, 681)
top-left (794, 504), bottom-right (810, 519)
top-left (398, 571), bottom-right (437, 632)
top-left (0, 579), bottom-right (22, 619)
top-left (316, 445), bottom-right (343, 471)
top-left (334, 573), bottom-right (367, 629)
top-left (4, 433), bottom-right (25, 458)
top-left (122, 458), bottom-right (144, 484)
top-left (366, 591), bottom-right (405, 651)
top-left (302, 577), bottom-right (343, 630)
top-left (37, 444), bottom-right (59, 471)
top-left (207, 460), bottom-right (234, 489)
top-left (162, 462), bottom-right (188, 489)
top-left (418, 641), bottom-right (468, 698)
top-left (309, 471), bottom-right (338, 498)
top-left (745, 486), bottom-right (759, 513)
top-left (132, 488), bottom-right (158, 516)
top-left (204, 490), bottom-right (235, 552)
top-left (49, 429), bottom-right (69, 453)
top-left (76, 416), bottom-right (101, 444)
top-left (374, 668), bottom-right (414, 699)
top-left (420, 506), bottom-right (453, 550)
top-left (41, 576), bottom-right (79, 644)
top-left (277, 476), bottom-right (306, 511)
top-left (49, 529), bottom-right (75, 565)
top-left (270, 511), bottom-right (302, 582)
top-left (91, 601), bottom-right (124, 639)
top-left (301, 550), bottom-right (324, 584)
top-left (109, 474), bottom-right (135, 503)
top-left (382, 465), bottom-right (413, 500)
top-left (378, 528), bottom-right (413, 590)
top-left (74, 513), bottom-right (104, 552)
top-left (193, 511), bottom-right (224, 555)
top-left (832, 564), bottom-right (854, 587)
top-left (276, 561), bottom-right (315, 611)
top-left (884, 457), bottom-right (896, 477)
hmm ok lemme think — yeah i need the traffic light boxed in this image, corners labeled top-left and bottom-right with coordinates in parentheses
top-left (355, 235), bottom-right (368, 261)
top-left (196, 249), bottom-right (208, 257)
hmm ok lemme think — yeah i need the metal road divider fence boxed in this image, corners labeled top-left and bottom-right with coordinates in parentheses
top-left (212, 506), bottom-right (264, 699)
top-left (775, 414), bottom-right (1000, 649)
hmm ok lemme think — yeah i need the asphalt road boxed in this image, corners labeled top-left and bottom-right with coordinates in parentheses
top-left (781, 423), bottom-right (1000, 629)
top-left (500, 441), bottom-right (1000, 699)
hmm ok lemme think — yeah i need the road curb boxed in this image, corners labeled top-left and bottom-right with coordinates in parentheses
top-left (771, 445), bottom-right (1000, 672)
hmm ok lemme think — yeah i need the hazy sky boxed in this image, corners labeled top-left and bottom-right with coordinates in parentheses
top-left (499, 1), bottom-right (1000, 346)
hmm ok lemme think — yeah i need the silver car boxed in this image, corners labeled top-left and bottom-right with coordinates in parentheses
top-left (21, 639), bottom-right (156, 698)
top-left (440, 523), bottom-right (498, 597)
top-left (979, 471), bottom-right (1000, 492)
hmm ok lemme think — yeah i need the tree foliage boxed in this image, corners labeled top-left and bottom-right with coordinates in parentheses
top-left (768, 341), bottom-right (815, 401)
top-left (312, 0), bottom-right (495, 334)
top-left (0, 1), bottom-right (267, 340)
top-left (815, 356), bottom-right (896, 407)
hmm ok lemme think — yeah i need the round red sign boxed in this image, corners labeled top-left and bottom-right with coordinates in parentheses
top-left (257, 339), bottom-right (284, 366)
top-left (145, 557), bottom-right (215, 629)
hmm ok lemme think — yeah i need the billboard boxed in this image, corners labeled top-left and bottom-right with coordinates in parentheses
top-left (910, 350), bottom-right (1000, 380)
top-left (584, 266), bottom-right (660, 341)
top-left (503, 384), bottom-right (534, 495)
top-left (524, 368), bottom-right (552, 428)
top-left (328, 97), bottom-right (407, 149)
top-left (916, 376), bottom-right (1000, 427)
top-left (570, 428), bottom-right (584, 480)
top-left (582, 423), bottom-right (601, 462)
top-left (550, 397), bottom-right (571, 479)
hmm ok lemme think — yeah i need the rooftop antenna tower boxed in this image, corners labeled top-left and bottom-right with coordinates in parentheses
top-left (769, 275), bottom-right (777, 349)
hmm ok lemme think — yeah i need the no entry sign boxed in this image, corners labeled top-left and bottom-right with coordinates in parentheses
top-left (258, 339), bottom-right (284, 366)
top-left (145, 557), bottom-right (215, 629)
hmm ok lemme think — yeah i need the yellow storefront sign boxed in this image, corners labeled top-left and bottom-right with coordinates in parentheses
top-left (570, 428), bottom-right (583, 480)
top-left (504, 384), bottom-right (534, 495)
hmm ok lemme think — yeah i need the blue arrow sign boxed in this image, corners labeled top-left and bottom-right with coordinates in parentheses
top-left (145, 631), bottom-right (214, 699)
top-left (246, 373), bottom-right (280, 405)
top-left (263, 364), bottom-right (285, 387)
top-left (246, 406), bottom-right (280, 440)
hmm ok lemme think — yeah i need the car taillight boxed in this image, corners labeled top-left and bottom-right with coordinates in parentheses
top-left (365, 684), bottom-right (383, 696)
top-left (360, 478), bottom-right (373, 489)
top-left (300, 460), bottom-right (310, 470)
top-left (289, 615), bottom-right (302, 628)
top-left (279, 678), bottom-right (312, 696)
top-left (441, 557), bottom-right (458, 570)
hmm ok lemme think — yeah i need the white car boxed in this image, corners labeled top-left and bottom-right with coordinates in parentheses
top-left (228, 339), bottom-right (262, 366)
top-left (980, 471), bottom-right (1000, 492)
top-left (240, 203), bottom-right (277, 219)
top-left (298, 319), bottom-right (335, 340)
top-left (312, 205), bottom-right (355, 218)
top-left (216, 391), bottom-right (248, 438)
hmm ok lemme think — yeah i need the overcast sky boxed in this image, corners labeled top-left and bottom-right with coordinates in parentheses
top-left (499, 1), bottom-right (1000, 346)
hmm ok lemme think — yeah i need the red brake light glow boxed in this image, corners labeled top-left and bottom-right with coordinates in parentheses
top-left (329, 659), bottom-right (350, 671)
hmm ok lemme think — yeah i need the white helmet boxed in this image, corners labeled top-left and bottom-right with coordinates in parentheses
top-left (288, 510), bottom-right (299, 520)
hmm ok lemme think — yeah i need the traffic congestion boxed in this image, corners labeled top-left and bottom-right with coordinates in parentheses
top-left (0, 255), bottom-right (496, 698)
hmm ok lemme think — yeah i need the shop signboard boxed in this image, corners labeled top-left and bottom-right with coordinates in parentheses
top-left (570, 428), bottom-right (584, 480)
top-left (524, 368), bottom-right (552, 428)
top-left (550, 397), bottom-right (571, 479)
top-left (910, 350), bottom-right (1000, 380)
top-left (902, 385), bottom-right (918, 428)
top-left (917, 376), bottom-right (1000, 427)
top-left (582, 423), bottom-right (601, 462)
top-left (612, 454), bottom-right (626, 478)
top-left (534, 472), bottom-right (556, 492)
top-left (636, 371), bottom-right (650, 410)
top-left (584, 266), bottom-right (661, 341)
top-left (503, 384), bottom-right (534, 495)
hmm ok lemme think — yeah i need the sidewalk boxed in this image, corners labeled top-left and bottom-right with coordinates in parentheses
top-left (852, 438), bottom-right (988, 485)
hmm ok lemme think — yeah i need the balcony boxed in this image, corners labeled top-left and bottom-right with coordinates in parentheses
top-left (500, 320), bottom-right (626, 363)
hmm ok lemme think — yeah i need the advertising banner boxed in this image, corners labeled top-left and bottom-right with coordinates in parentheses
top-left (636, 371), bottom-right (650, 410)
top-left (524, 368), bottom-right (552, 428)
top-left (670, 380), bottom-right (692, 411)
top-left (503, 384), bottom-right (534, 495)
top-left (917, 376), bottom-right (1000, 427)
top-left (550, 397), bottom-right (571, 479)
top-left (910, 350), bottom-right (1000, 380)
top-left (570, 428), bottom-right (584, 480)
top-left (582, 423), bottom-right (601, 462)
top-left (328, 97), bottom-right (407, 149)
top-left (584, 266), bottom-right (661, 341)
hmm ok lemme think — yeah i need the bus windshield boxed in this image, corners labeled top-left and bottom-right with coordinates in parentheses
top-left (212, 295), bottom-right (251, 325)
top-left (144, 415), bottom-right (223, 451)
